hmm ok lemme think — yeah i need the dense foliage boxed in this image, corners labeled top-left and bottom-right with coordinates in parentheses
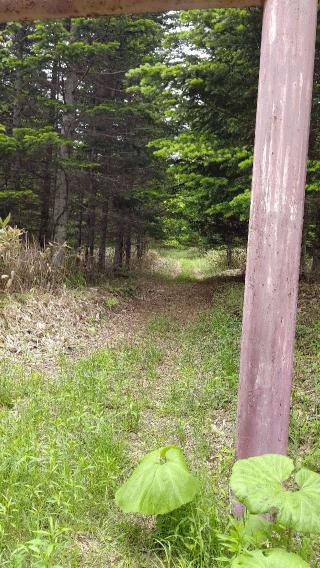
top-left (129, 9), bottom-right (261, 252)
top-left (0, 16), bottom-right (165, 268)
top-left (0, 8), bottom-right (319, 274)
top-left (129, 8), bottom-right (320, 272)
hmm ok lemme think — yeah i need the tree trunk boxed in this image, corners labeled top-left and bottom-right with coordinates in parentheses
top-left (39, 59), bottom-right (58, 247)
top-left (38, 150), bottom-right (52, 247)
top-left (86, 170), bottom-right (98, 259)
top-left (113, 227), bottom-right (124, 272)
top-left (52, 21), bottom-right (78, 267)
top-left (77, 207), bottom-right (84, 249)
top-left (98, 199), bottom-right (109, 271)
top-left (227, 243), bottom-right (232, 268)
top-left (236, 0), bottom-right (317, 460)
top-left (11, 24), bottom-right (27, 192)
top-left (125, 230), bottom-right (131, 269)
top-left (136, 232), bottom-right (146, 261)
top-left (12, 26), bottom-right (25, 131)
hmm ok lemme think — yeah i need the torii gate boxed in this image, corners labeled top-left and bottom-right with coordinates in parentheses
top-left (1, 0), bottom-right (317, 460)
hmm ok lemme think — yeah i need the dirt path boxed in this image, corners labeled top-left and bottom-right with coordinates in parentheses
top-left (134, 276), bottom-right (213, 321)
top-left (0, 276), bottom-right (214, 373)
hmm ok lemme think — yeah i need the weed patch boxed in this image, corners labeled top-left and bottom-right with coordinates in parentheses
top-left (0, 274), bottom-right (318, 565)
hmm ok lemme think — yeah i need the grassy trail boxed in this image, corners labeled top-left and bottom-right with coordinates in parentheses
top-left (0, 253), bottom-right (319, 566)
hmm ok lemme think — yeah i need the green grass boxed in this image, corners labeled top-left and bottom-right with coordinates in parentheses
top-left (154, 247), bottom-right (245, 281)
top-left (153, 247), bottom-right (218, 281)
top-left (0, 276), bottom-right (319, 565)
top-left (105, 297), bottom-right (120, 308)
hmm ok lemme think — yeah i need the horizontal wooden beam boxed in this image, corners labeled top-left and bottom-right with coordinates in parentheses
top-left (0, 0), bottom-right (263, 23)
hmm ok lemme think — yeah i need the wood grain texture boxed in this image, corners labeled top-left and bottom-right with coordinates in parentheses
top-left (236, 0), bottom-right (317, 459)
top-left (0, 0), bottom-right (263, 22)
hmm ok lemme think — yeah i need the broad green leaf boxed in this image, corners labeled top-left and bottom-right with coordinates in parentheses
top-left (231, 548), bottom-right (310, 567)
top-left (230, 455), bottom-right (294, 513)
top-left (279, 468), bottom-right (320, 533)
top-left (230, 455), bottom-right (320, 533)
top-left (115, 446), bottom-right (199, 515)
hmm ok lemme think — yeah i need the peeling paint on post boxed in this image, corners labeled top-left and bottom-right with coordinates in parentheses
top-left (236, 0), bottom-right (317, 459)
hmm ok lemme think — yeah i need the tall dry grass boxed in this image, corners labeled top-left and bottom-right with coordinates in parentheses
top-left (0, 218), bottom-right (70, 292)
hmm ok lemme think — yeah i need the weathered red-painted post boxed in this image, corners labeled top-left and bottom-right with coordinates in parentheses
top-left (236, 0), bottom-right (318, 459)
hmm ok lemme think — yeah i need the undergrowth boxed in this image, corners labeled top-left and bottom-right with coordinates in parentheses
top-left (0, 262), bottom-right (318, 565)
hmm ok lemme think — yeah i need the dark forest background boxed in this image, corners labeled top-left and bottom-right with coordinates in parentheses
top-left (0, 8), bottom-right (319, 276)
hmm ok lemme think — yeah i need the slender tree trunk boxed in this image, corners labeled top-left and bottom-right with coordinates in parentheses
top-left (227, 243), bottom-right (232, 268)
top-left (113, 227), bottom-right (124, 272)
top-left (12, 69), bottom-right (22, 130)
top-left (76, 188), bottom-right (85, 250)
top-left (86, 170), bottom-right (97, 259)
top-left (98, 199), bottom-right (109, 271)
top-left (11, 24), bottom-right (26, 192)
top-left (39, 150), bottom-right (52, 246)
top-left (136, 231), bottom-right (146, 261)
top-left (52, 21), bottom-right (78, 267)
top-left (77, 208), bottom-right (83, 249)
top-left (125, 229), bottom-right (131, 269)
top-left (88, 221), bottom-right (96, 259)
top-left (39, 59), bottom-right (58, 246)
top-left (311, 203), bottom-right (320, 279)
top-left (12, 26), bottom-right (25, 131)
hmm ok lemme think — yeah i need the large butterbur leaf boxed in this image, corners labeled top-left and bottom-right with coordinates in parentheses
top-left (230, 454), bottom-right (294, 513)
top-left (279, 468), bottom-right (320, 533)
top-left (230, 454), bottom-right (320, 533)
top-left (231, 548), bottom-right (310, 567)
top-left (115, 445), bottom-right (199, 515)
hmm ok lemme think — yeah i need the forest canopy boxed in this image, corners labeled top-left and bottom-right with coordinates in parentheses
top-left (0, 8), bottom-right (319, 274)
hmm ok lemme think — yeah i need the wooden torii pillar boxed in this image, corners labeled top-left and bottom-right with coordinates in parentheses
top-left (0, 0), bottom-right (317, 460)
top-left (236, 0), bottom-right (317, 459)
